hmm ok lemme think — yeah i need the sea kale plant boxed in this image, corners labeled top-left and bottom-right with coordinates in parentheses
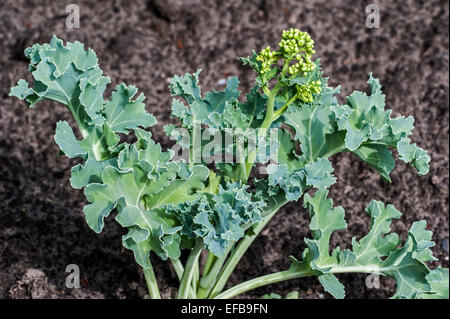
top-left (10, 29), bottom-right (448, 299)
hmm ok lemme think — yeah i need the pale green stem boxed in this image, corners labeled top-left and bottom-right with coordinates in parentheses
top-left (66, 103), bottom-right (88, 139)
top-left (178, 240), bottom-right (203, 299)
top-left (170, 258), bottom-right (184, 281)
top-left (190, 122), bottom-right (201, 168)
top-left (236, 140), bottom-right (248, 182)
top-left (197, 245), bottom-right (233, 299)
top-left (281, 58), bottom-right (292, 76)
top-left (170, 258), bottom-right (196, 298)
top-left (193, 259), bottom-right (199, 292)
top-left (272, 93), bottom-right (298, 120)
top-left (214, 268), bottom-right (313, 299)
top-left (242, 59), bottom-right (296, 181)
top-left (321, 143), bottom-right (347, 159)
top-left (202, 252), bottom-right (216, 276)
top-left (214, 263), bottom-right (393, 299)
top-left (260, 83), bottom-right (282, 130)
top-left (243, 90), bottom-right (277, 181)
top-left (143, 261), bottom-right (161, 299)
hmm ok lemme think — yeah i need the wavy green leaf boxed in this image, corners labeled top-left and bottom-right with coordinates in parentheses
top-left (166, 182), bottom-right (265, 257)
top-left (266, 158), bottom-right (336, 201)
top-left (104, 83), bottom-right (156, 134)
top-left (169, 70), bottom-right (240, 130)
top-left (288, 190), bottom-right (448, 299)
top-left (331, 73), bottom-right (430, 177)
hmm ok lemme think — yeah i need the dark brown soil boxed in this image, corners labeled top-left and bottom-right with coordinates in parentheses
top-left (0, 0), bottom-right (448, 299)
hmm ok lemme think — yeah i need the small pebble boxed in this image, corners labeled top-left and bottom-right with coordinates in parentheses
top-left (217, 78), bottom-right (227, 86)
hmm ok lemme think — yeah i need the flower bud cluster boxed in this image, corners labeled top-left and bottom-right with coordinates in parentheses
top-left (279, 28), bottom-right (315, 57)
top-left (255, 29), bottom-right (322, 103)
top-left (297, 80), bottom-right (322, 103)
top-left (287, 55), bottom-right (316, 76)
top-left (256, 46), bottom-right (278, 74)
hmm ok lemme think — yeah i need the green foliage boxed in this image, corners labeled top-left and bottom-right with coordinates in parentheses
top-left (168, 70), bottom-right (241, 130)
top-left (265, 158), bottom-right (336, 201)
top-left (165, 182), bottom-right (265, 257)
top-left (288, 190), bottom-right (446, 299)
top-left (331, 74), bottom-right (430, 177)
top-left (10, 30), bottom-right (446, 300)
top-left (282, 73), bottom-right (430, 182)
top-left (9, 35), bottom-right (208, 267)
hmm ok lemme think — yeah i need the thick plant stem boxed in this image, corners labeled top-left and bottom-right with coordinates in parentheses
top-left (193, 259), bottom-right (199, 292)
top-left (170, 258), bottom-right (184, 281)
top-left (178, 240), bottom-right (203, 299)
top-left (202, 252), bottom-right (216, 276)
top-left (243, 111), bottom-right (274, 181)
top-left (272, 93), bottom-right (298, 120)
top-left (215, 262), bottom-right (402, 299)
top-left (259, 58), bottom-right (290, 129)
top-left (170, 258), bottom-right (196, 299)
top-left (143, 260), bottom-right (161, 299)
top-left (190, 122), bottom-right (201, 168)
top-left (243, 71), bottom-right (297, 181)
top-left (197, 245), bottom-right (233, 299)
top-left (208, 197), bottom-right (287, 298)
top-left (67, 103), bottom-right (88, 139)
top-left (259, 83), bottom-right (282, 130)
top-left (214, 269), bottom-right (313, 299)
top-left (197, 253), bottom-right (217, 298)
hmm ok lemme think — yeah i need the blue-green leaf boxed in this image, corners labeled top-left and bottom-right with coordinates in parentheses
top-left (104, 83), bottom-right (156, 134)
top-left (288, 190), bottom-right (448, 299)
top-left (54, 121), bottom-right (86, 158)
top-left (165, 182), bottom-right (265, 257)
